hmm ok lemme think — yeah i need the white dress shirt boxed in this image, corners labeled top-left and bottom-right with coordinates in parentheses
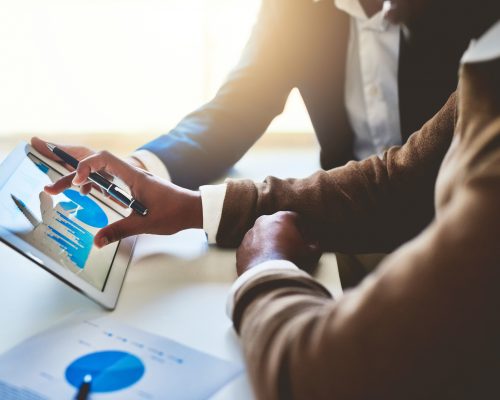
top-left (337, 0), bottom-right (402, 160)
top-left (132, 0), bottom-right (402, 302)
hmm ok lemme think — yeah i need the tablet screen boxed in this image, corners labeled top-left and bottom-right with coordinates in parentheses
top-left (0, 153), bottom-right (122, 291)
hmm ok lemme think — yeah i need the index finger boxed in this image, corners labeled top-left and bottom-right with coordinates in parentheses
top-left (31, 137), bottom-right (57, 160)
top-left (31, 137), bottom-right (85, 171)
top-left (73, 150), bottom-right (145, 193)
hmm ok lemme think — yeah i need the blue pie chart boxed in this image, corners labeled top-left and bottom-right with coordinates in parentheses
top-left (60, 189), bottom-right (109, 228)
top-left (65, 351), bottom-right (145, 393)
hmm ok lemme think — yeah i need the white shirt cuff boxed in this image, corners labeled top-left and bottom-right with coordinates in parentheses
top-left (200, 184), bottom-right (227, 244)
top-left (131, 149), bottom-right (171, 181)
top-left (226, 260), bottom-right (299, 318)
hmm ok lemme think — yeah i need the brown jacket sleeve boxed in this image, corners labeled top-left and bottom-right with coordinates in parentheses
top-left (232, 120), bottom-right (500, 400)
top-left (217, 93), bottom-right (457, 252)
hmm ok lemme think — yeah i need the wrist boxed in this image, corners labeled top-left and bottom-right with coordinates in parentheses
top-left (183, 190), bottom-right (203, 230)
top-left (240, 251), bottom-right (287, 275)
top-left (126, 156), bottom-right (148, 171)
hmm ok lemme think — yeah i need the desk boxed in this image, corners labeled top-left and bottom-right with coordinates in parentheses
top-left (0, 146), bottom-right (343, 399)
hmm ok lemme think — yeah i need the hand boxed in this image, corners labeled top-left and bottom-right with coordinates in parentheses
top-left (31, 137), bottom-right (147, 196)
top-left (236, 211), bottom-right (322, 276)
top-left (44, 149), bottom-right (202, 247)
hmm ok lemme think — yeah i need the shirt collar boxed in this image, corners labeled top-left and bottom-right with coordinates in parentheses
top-left (334, 0), bottom-right (366, 19)
top-left (334, 0), bottom-right (391, 31)
top-left (461, 20), bottom-right (500, 64)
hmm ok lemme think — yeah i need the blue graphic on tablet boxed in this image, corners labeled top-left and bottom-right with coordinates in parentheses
top-left (45, 191), bottom-right (108, 268)
top-left (46, 211), bottom-right (94, 269)
top-left (65, 351), bottom-right (145, 392)
top-left (60, 189), bottom-right (108, 228)
top-left (28, 157), bottom-right (109, 269)
top-left (33, 159), bottom-right (50, 174)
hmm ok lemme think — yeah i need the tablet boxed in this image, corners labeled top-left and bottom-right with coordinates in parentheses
top-left (0, 142), bottom-right (136, 309)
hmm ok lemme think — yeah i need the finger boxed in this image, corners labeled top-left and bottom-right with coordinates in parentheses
top-left (274, 210), bottom-right (299, 221)
top-left (44, 172), bottom-right (76, 195)
top-left (73, 151), bottom-right (144, 193)
top-left (80, 183), bottom-right (93, 195)
top-left (302, 242), bottom-right (322, 274)
top-left (94, 215), bottom-right (144, 247)
top-left (308, 241), bottom-right (322, 265)
top-left (32, 136), bottom-right (97, 175)
top-left (308, 241), bottom-right (322, 255)
top-left (31, 137), bottom-right (61, 161)
top-left (296, 216), bottom-right (321, 244)
top-left (31, 137), bottom-right (80, 170)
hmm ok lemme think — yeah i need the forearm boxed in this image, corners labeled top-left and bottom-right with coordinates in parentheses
top-left (231, 126), bottom-right (500, 397)
top-left (217, 92), bottom-right (458, 251)
top-left (234, 182), bottom-right (500, 399)
top-left (138, 0), bottom-right (297, 190)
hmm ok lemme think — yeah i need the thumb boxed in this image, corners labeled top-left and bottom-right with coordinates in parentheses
top-left (31, 137), bottom-right (59, 161)
top-left (308, 241), bottom-right (322, 256)
top-left (94, 215), bottom-right (144, 247)
top-left (300, 240), bottom-right (322, 274)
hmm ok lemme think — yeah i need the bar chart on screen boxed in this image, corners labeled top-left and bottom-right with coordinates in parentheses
top-left (15, 186), bottom-right (106, 274)
top-left (0, 153), bottom-right (120, 289)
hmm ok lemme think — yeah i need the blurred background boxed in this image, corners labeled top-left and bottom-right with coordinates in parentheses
top-left (0, 0), bottom-right (318, 170)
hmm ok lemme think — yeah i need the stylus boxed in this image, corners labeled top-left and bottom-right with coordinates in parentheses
top-left (46, 143), bottom-right (148, 216)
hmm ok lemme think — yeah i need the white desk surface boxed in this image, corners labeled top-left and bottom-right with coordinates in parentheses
top-left (0, 146), bottom-right (343, 399)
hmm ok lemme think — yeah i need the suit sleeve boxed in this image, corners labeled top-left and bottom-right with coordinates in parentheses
top-left (139, 0), bottom-right (303, 189)
top-left (217, 92), bottom-right (458, 253)
top-left (232, 130), bottom-right (500, 399)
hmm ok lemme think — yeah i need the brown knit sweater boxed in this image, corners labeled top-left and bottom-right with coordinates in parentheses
top-left (223, 58), bottom-right (500, 399)
top-left (216, 92), bottom-right (457, 252)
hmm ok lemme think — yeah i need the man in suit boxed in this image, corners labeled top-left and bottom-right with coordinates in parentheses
top-left (32, 0), bottom-right (498, 279)
top-left (128, 0), bottom-right (496, 189)
top-left (34, 0), bottom-right (497, 192)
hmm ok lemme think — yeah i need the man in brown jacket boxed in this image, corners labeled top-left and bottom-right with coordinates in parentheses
top-left (228, 22), bottom-right (500, 399)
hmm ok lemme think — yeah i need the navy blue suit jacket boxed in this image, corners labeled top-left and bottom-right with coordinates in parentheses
top-left (140, 0), bottom-right (498, 189)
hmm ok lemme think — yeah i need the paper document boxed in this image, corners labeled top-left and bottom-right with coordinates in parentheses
top-left (0, 317), bottom-right (243, 399)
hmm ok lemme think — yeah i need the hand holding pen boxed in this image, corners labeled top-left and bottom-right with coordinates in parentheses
top-left (31, 137), bottom-right (203, 248)
top-left (31, 137), bottom-right (145, 197)
top-left (46, 143), bottom-right (148, 217)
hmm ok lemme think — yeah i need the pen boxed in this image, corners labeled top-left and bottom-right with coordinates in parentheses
top-left (46, 143), bottom-right (148, 216)
top-left (11, 194), bottom-right (41, 227)
top-left (75, 374), bottom-right (92, 400)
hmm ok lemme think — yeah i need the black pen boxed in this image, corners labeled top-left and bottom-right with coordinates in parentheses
top-left (75, 374), bottom-right (92, 400)
top-left (46, 143), bottom-right (148, 216)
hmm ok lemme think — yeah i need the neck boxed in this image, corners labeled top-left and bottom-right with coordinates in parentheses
top-left (359, 0), bottom-right (383, 18)
top-left (459, 59), bottom-right (500, 138)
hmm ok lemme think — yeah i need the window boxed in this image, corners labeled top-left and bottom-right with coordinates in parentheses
top-left (0, 0), bottom-right (313, 137)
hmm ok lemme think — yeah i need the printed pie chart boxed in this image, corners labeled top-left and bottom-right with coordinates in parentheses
top-left (65, 351), bottom-right (145, 393)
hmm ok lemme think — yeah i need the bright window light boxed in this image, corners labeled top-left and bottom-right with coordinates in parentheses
top-left (0, 0), bottom-right (313, 136)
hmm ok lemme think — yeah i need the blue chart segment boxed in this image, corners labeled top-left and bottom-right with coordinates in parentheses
top-left (46, 211), bottom-right (93, 269)
top-left (65, 351), bottom-right (145, 393)
top-left (33, 159), bottom-right (50, 174)
top-left (60, 189), bottom-right (108, 229)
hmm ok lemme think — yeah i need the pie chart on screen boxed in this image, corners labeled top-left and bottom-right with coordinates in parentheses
top-left (60, 189), bottom-right (109, 228)
top-left (65, 351), bottom-right (145, 393)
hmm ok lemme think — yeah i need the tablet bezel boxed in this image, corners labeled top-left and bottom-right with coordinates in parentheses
top-left (0, 142), bottom-right (137, 310)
